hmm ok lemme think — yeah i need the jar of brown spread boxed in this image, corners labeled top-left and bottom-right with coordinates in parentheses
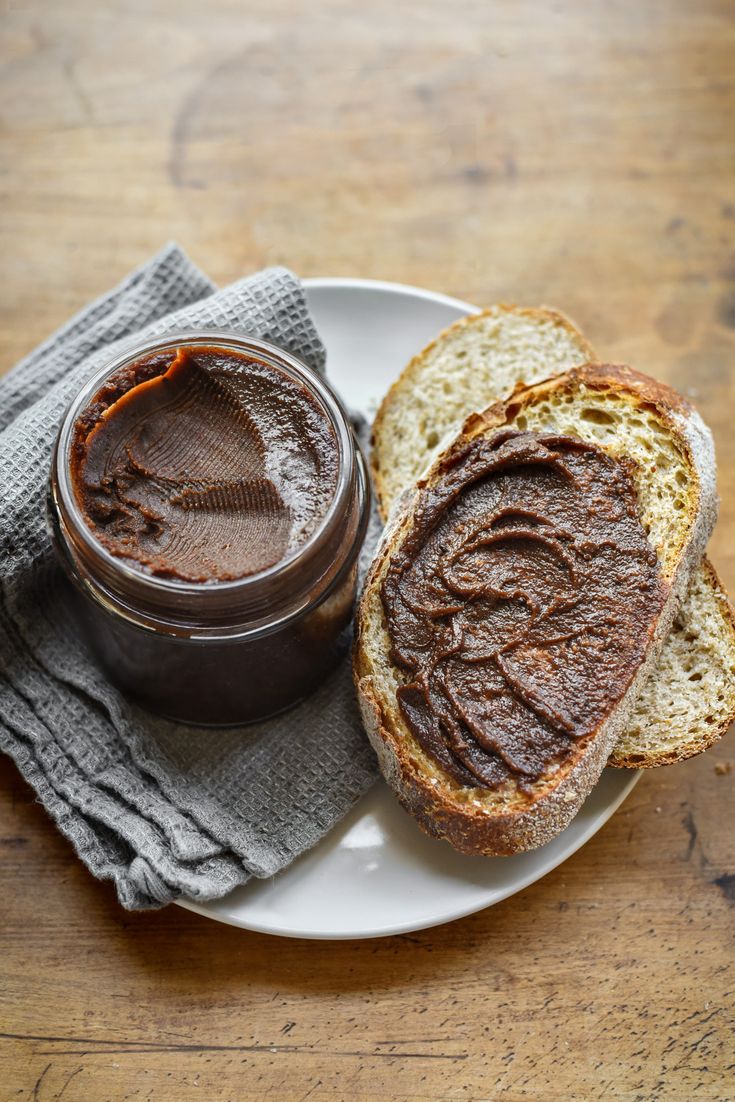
top-left (48, 331), bottom-right (369, 725)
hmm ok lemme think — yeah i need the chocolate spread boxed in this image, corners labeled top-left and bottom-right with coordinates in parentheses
top-left (381, 431), bottom-right (667, 791)
top-left (70, 346), bottom-right (338, 582)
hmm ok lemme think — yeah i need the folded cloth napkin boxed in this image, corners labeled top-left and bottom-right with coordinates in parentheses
top-left (0, 243), bottom-right (379, 908)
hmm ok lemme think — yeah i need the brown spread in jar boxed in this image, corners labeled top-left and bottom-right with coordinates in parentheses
top-left (381, 430), bottom-right (667, 792)
top-left (70, 345), bottom-right (339, 582)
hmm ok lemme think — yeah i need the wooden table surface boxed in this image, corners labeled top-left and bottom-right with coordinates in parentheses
top-left (2, 1), bottom-right (734, 1099)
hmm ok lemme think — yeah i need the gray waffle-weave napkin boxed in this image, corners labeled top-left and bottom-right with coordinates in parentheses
top-left (0, 243), bottom-right (379, 909)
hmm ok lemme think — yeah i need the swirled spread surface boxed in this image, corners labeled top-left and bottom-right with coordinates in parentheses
top-left (381, 431), bottom-right (667, 791)
top-left (71, 346), bottom-right (338, 582)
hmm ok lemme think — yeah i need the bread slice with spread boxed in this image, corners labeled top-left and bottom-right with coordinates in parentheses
top-left (371, 306), bottom-right (735, 769)
top-left (355, 364), bottom-right (718, 855)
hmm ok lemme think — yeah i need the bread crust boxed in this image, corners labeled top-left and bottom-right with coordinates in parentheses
top-left (355, 363), bottom-right (718, 856)
top-left (371, 304), bottom-right (596, 522)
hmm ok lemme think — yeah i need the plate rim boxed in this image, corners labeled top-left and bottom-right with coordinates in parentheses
top-left (178, 771), bottom-right (639, 939)
top-left (175, 276), bottom-right (641, 939)
top-left (303, 274), bottom-right (480, 316)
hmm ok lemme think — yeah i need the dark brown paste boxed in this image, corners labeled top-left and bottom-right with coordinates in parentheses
top-left (70, 346), bottom-right (338, 582)
top-left (381, 431), bottom-right (668, 791)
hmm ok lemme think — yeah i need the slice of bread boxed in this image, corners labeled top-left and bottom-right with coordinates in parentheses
top-left (372, 306), bottom-right (596, 518)
top-left (615, 557), bottom-right (735, 767)
top-left (371, 306), bottom-right (735, 768)
top-left (355, 364), bottom-right (718, 855)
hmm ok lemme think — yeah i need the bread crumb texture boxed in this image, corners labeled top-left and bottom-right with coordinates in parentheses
top-left (612, 560), bottom-right (735, 766)
top-left (373, 306), bottom-right (593, 516)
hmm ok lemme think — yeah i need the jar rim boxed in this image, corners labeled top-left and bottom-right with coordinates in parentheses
top-left (51, 329), bottom-right (367, 630)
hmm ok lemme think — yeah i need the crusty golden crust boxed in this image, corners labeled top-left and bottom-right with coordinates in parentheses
top-left (370, 304), bottom-right (596, 522)
top-left (355, 362), bottom-right (718, 857)
top-left (518, 361), bottom-right (693, 417)
top-left (459, 362), bottom-right (693, 441)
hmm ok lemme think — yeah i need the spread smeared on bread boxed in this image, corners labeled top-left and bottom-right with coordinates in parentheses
top-left (356, 363), bottom-right (719, 856)
top-left (370, 305), bottom-right (735, 771)
top-left (381, 431), bottom-right (666, 793)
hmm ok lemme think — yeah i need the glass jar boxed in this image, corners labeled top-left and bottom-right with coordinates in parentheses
top-left (48, 331), bottom-right (370, 726)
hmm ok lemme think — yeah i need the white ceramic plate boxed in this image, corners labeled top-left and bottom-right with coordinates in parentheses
top-left (178, 278), bottom-right (640, 940)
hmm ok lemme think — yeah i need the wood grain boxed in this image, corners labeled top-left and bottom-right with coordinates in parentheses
top-left (1, 0), bottom-right (733, 1099)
